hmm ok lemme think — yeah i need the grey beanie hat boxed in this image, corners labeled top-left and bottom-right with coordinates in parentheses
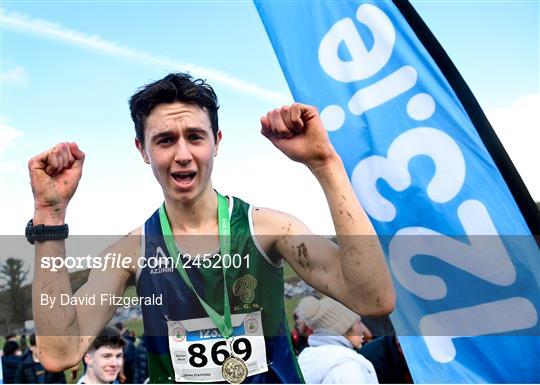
top-left (296, 296), bottom-right (360, 336)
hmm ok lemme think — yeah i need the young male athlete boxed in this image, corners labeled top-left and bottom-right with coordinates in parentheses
top-left (28, 73), bottom-right (395, 383)
top-left (77, 327), bottom-right (125, 384)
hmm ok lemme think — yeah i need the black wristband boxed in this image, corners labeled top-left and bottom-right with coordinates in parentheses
top-left (25, 219), bottom-right (69, 245)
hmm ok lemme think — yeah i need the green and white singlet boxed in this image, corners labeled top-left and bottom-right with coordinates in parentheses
top-left (136, 195), bottom-right (304, 383)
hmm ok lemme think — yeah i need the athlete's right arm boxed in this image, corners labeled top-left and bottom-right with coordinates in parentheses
top-left (29, 143), bottom-right (138, 372)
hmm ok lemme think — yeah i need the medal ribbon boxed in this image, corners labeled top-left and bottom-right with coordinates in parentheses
top-left (159, 192), bottom-right (233, 339)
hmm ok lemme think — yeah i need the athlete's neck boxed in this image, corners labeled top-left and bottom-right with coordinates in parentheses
top-left (163, 185), bottom-right (219, 234)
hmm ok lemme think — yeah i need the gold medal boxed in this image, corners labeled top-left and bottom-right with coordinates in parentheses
top-left (222, 356), bottom-right (248, 384)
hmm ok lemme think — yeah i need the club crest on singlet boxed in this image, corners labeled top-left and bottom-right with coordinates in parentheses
top-left (233, 274), bottom-right (257, 304)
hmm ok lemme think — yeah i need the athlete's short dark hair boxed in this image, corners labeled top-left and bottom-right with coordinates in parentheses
top-left (88, 327), bottom-right (126, 353)
top-left (129, 72), bottom-right (220, 145)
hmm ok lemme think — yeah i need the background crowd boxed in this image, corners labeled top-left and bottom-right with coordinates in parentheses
top-left (2, 296), bottom-right (410, 384)
top-left (1, 323), bottom-right (147, 384)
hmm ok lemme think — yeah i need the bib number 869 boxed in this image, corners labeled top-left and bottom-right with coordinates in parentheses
top-left (188, 338), bottom-right (252, 368)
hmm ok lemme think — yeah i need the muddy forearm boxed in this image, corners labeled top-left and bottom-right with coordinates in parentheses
top-left (311, 155), bottom-right (395, 315)
top-left (32, 210), bottom-right (81, 369)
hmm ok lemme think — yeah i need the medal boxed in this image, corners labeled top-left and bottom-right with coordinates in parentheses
top-left (161, 192), bottom-right (248, 381)
top-left (222, 356), bottom-right (248, 384)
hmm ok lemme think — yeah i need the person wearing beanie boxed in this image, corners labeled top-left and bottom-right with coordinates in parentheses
top-left (296, 296), bottom-right (378, 384)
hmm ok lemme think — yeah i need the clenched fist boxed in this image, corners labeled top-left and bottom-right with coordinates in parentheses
top-left (28, 142), bottom-right (85, 221)
top-left (260, 103), bottom-right (338, 171)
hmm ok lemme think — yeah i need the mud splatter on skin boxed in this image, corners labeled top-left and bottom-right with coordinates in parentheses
top-left (40, 282), bottom-right (55, 298)
top-left (345, 246), bottom-right (361, 256)
top-left (63, 180), bottom-right (68, 186)
top-left (296, 242), bottom-right (313, 271)
top-left (57, 345), bottom-right (68, 358)
top-left (344, 246), bottom-right (363, 266)
top-left (281, 221), bottom-right (293, 246)
top-left (41, 281), bottom-right (50, 291)
top-left (323, 266), bottom-right (327, 274)
top-left (376, 296), bottom-right (382, 308)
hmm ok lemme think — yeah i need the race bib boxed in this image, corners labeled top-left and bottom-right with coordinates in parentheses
top-left (167, 311), bottom-right (268, 382)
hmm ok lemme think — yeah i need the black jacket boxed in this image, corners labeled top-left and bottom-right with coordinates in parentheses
top-left (1, 354), bottom-right (21, 383)
top-left (359, 336), bottom-right (412, 384)
top-left (14, 351), bottom-right (66, 384)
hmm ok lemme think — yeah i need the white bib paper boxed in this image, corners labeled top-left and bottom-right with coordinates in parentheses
top-left (167, 311), bottom-right (268, 382)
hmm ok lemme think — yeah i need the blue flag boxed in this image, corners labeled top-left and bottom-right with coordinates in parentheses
top-left (255, 0), bottom-right (540, 382)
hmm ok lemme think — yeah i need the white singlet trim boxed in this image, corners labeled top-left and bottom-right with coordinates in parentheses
top-left (227, 195), bottom-right (234, 218)
top-left (248, 205), bottom-right (283, 268)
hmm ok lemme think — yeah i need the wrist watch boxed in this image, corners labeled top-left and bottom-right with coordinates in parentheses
top-left (25, 219), bottom-right (69, 244)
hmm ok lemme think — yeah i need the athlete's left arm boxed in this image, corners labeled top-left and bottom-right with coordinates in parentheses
top-left (258, 103), bottom-right (395, 316)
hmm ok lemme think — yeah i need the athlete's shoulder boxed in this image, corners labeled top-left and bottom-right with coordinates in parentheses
top-left (116, 226), bottom-right (142, 246)
top-left (104, 226), bottom-right (142, 275)
top-left (251, 206), bottom-right (311, 236)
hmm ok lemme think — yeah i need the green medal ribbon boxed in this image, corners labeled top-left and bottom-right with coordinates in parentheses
top-left (159, 192), bottom-right (233, 339)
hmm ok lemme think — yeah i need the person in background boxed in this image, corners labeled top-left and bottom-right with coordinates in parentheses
top-left (1, 341), bottom-right (21, 383)
top-left (297, 296), bottom-right (378, 384)
top-left (132, 337), bottom-right (148, 384)
top-left (120, 330), bottom-right (136, 384)
top-left (359, 335), bottom-right (412, 384)
top-left (77, 327), bottom-right (125, 384)
top-left (360, 321), bottom-right (374, 345)
top-left (18, 334), bottom-right (29, 357)
top-left (14, 333), bottom-right (66, 384)
top-left (4, 335), bottom-right (17, 343)
top-left (112, 323), bottom-right (132, 384)
top-left (291, 310), bottom-right (313, 355)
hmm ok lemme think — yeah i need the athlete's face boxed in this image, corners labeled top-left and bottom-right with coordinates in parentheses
top-left (136, 102), bottom-right (221, 204)
top-left (85, 346), bottom-right (123, 383)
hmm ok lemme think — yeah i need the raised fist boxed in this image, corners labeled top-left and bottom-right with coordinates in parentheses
top-left (28, 142), bottom-right (85, 218)
top-left (260, 103), bottom-right (337, 170)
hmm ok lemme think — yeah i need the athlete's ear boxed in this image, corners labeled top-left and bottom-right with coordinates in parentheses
top-left (213, 130), bottom-right (222, 157)
top-left (135, 137), bottom-right (150, 164)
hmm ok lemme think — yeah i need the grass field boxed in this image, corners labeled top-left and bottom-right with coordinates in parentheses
top-left (283, 261), bottom-right (298, 280)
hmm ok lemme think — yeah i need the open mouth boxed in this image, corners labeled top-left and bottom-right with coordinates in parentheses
top-left (171, 171), bottom-right (197, 184)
